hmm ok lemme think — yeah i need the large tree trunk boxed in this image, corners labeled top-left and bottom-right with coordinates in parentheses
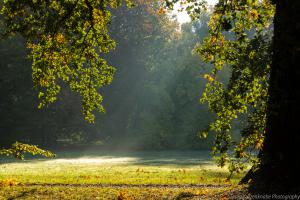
top-left (249, 0), bottom-right (300, 193)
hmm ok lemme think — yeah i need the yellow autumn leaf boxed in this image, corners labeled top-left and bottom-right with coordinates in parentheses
top-left (157, 7), bottom-right (165, 15)
top-left (56, 33), bottom-right (65, 44)
top-left (255, 139), bottom-right (264, 150)
top-left (250, 9), bottom-right (259, 20)
top-left (203, 74), bottom-right (214, 82)
top-left (195, 189), bottom-right (208, 195)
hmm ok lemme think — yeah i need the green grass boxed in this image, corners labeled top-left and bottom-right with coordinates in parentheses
top-left (0, 150), bottom-right (246, 199)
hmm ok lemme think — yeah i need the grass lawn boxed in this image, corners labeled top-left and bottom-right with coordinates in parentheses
top-left (0, 150), bottom-right (247, 199)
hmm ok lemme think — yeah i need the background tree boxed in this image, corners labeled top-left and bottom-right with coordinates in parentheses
top-left (0, 1), bottom-right (216, 150)
top-left (100, 8), bottom-right (215, 149)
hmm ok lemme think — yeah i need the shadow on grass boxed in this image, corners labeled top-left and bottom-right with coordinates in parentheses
top-left (7, 188), bottom-right (37, 200)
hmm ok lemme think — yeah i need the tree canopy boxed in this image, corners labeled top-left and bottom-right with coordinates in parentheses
top-left (0, 0), bottom-right (215, 150)
top-left (195, 0), bottom-right (274, 175)
top-left (1, 0), bottom-right (134, 122)
top-left (1, 0), bottom-right (299, 193)
top-left (0, 0), bottom-right (274, 171)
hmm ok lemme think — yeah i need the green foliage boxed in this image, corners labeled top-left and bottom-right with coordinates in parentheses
top-left (0, 0), bottom-right (132, 122)
top-left (0, 1), bottom-right (213, 150)
top-left (164, 0), bottom-right (274, 175)
top-left (0, 142), bottom-right (55, 160)
top-left (194, 0), bottom-right (274, 175)
top-left (88, 4), bottom-right (214, 150)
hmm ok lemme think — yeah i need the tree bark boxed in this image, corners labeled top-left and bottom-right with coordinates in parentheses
top-left (249, 0), bottom-right (300, 193)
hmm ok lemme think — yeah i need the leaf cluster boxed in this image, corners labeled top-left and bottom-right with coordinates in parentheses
top-left (190, 0), bottom-right (274, 176)
top-left (1, 0), bottom-right (132, 122)
top-left (0, 141), bottom-right (55, 160)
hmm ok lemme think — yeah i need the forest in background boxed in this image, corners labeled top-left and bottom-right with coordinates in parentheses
top-left (0, 0), bottom-right (299, 196)
top-left (0, 4), bottom-right (233, 150)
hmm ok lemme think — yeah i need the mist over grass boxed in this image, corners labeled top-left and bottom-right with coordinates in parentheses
top-left (0, 150), bottom-right (245, 186)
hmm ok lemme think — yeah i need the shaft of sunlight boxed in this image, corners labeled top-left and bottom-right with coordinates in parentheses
top-left (173, 0), bottom-right (218, 24)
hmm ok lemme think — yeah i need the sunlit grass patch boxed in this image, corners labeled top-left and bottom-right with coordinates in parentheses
top-left (0, 151), bottom-right (247, 199)
top-left (0, 162), bottom-right (244, 185)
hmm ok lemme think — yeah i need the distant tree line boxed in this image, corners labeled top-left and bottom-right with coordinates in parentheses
top-left (0, 3), bottom-right (223, 150)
